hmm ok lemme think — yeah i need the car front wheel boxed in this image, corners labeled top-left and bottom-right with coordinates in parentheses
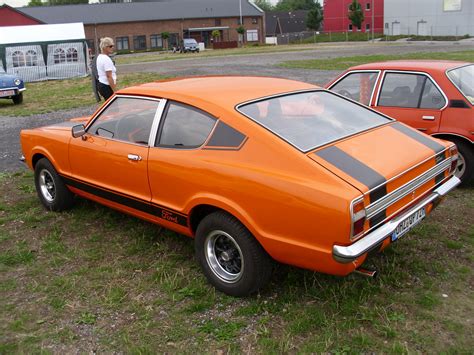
top-left (195, 211), bottom-right (273, 297)
top-left (12, 93), bottom-right (23, 105)
top-left (34, 158), bottom-right (74, 211)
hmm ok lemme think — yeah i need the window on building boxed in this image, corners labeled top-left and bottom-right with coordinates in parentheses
top-left (133, 35), bottom-right (146, 50)
top-left (150, 34), bottom-right (163, 49)
top-left (366, 23), bottom-right (370, 31)
top-left (168, 33), bottom-right (179, 47)
top-left (116, 37), bottom-right (129, 51)
top-left (366, 2), bottom-right (370, 10)
top-left (215, 19), bottom-right (221, 26)
top-left (348, 24), bottom-right (353, 31)
top-left (53, 48), bottom-right (66, 64)
top-left (246, 29), bottom-right (258, 42)
top-left (25, 50), bottom-right (38, 66)
top-left (252, 17), bottom-right (258, 24)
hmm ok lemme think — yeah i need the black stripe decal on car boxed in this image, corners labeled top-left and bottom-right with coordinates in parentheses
top-left (315, 146), bottom-right (388, 226)
top-left (391, 122), bottom-right (445, 153)
top-left (205, 121), bottom-right (247, 149)
top-left (61, 175), bottom-right (188, 227)
top-left (315, 146), bottom-right (387, 192)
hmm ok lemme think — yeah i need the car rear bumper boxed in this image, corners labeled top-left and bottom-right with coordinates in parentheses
top-left (332, 175), bottom-right (461, 264)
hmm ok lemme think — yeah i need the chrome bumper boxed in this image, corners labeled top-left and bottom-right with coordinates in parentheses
top-left (333, 176), bottom-right (461, 264)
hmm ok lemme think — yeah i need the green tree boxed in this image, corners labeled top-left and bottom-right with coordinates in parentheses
top-left (253, 0), bottom-right (274, 12)
top-left (161, 32), bottom-right (170, 50)
top-left (306, 4), bottom-right (323, 30)
top-left (27, 0), bottom-right (44, 6)
top-left (275, 0), bottom-right (318, 11)
top-left (348, 0), bottom-right (364, 30)
top-left (211, 30), bottom-right (221, 42)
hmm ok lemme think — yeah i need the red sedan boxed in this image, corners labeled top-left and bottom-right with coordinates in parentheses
top-left (327, 61), bottom-right (473, 185)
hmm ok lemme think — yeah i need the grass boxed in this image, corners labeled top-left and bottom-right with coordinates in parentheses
top-left (0, 72), bottom-right (165, 116)
top-left (280, 50), bottom-right (474, 70)
top-left (0, 170), bottom-right (473, 352)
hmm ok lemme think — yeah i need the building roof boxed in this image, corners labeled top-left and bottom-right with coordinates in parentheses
top-left (265, 10), bottom-right (309, 36)
top-left (17, 0), bottom-right (263, 25)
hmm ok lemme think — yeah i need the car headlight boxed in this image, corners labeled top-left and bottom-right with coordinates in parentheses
top-left (14, 79), bottom-right (22, 86)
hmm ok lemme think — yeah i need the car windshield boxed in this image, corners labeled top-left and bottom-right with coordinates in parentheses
top-left (238, 90), bottom-right (391, 152)
top-left (447, 64), bottom-right (474, 105)
top-left (184, 39), bottom-right (197, 44)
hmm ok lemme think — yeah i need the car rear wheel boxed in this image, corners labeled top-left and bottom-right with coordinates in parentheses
top-left (451, 139), bottom-right (473, 187)
top-left (195, 211), bottom-right (273, 296)
top-left (12, 93), bottom-right (23, 105)
top-left (34, 158), bottom-right (74, 211)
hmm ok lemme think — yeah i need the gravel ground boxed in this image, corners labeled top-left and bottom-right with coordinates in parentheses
top-left (1, 41), bottom-right (472, 172)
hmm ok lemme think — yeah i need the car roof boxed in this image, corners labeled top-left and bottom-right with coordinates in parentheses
top-left (118, 76), bottom-right (318, 108)
top-left (347, 60), bottom-right (470, 72)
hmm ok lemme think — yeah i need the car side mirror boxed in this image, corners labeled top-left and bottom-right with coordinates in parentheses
top-left (72, 124), bottom-right (86, 138)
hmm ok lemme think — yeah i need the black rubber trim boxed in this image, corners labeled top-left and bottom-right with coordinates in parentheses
top-left (61, 175), bottom-right (188, 226)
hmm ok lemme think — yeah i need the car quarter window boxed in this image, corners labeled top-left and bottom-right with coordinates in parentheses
top-left (156, 102), bottom-right (217, 148)
top-left (378, 72), bottom-right (446, 109)
top-left (87, 97), bottom-right (159, 145)
top-left (331, 72), bottom-right (378, 105)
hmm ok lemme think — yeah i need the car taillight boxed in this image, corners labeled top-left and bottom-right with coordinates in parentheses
top-left (351, 197), bottom-right (366, 240)
top-left (449, 145), bottom-right (458, 174)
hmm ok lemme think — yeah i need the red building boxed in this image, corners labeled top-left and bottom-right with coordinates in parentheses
top-left (323, 0), bottom-right (384, 33)
top-left (0, 5), bottom-right (43, 27)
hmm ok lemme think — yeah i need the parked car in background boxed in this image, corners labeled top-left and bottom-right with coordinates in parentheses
top-left (180, 38), bottom-right (199, 53)
top-left (326, 61), bottom-right (473, 185)
top-left (20, 76), bottom-right (460, 296)
top-left (0, 66), bottom-right (25, 105)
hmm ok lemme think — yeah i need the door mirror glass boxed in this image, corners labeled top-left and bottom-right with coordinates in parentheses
top-left (71, 124), bottom-right (86, 138)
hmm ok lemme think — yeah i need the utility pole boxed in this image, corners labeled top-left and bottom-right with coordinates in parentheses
top-left (239, 0), bottom-right (243, 25)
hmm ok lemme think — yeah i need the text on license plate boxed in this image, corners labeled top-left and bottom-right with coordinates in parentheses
top-left (0, 90), bottom-right (15, 97)
top-left (391, 207), bottom-right (426, 241)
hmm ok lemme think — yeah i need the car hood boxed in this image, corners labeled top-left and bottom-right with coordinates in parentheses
top-left (0, 74), bottom-right (20, 87)
top-left (310, 121), bottom-right (452, 197)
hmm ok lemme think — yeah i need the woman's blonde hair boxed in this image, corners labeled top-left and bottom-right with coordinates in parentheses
top-left (99, 37), bottom-right (114, 52)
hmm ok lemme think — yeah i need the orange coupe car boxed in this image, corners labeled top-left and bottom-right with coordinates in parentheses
top-left (20, 76), bottom-right (460, 296)
top-left (327, 61), bottom-right (473, 185)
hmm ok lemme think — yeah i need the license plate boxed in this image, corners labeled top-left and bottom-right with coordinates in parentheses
top-left (391, 207), bottom-right (426, 241)
top-left (0, 90), bottom-right (15, 97)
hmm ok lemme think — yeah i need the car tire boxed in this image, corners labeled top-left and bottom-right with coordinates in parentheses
top-left (12, 93), bottom-right (23, 105)
top-left (34, 158), bottom-right (74, 211)
top-left (195, 211), bottom-right (274, 297)
top-left (451, 138), bottom-right (473, 186)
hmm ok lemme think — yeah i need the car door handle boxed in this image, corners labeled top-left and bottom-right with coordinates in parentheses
top-left (422, 115), bottom-right (435, 120)
top-left (127, 154), bottom-right (142, 161)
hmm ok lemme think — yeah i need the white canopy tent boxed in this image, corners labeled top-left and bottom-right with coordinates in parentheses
top-left (0, 23), bottom-right (89, 82)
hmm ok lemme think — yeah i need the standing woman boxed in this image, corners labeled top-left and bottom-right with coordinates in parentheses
top-left (96, 37), bottom-right (117, 100)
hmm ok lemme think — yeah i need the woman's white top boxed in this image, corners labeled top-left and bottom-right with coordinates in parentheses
top-left (96, 54), bottom-right (116, 85)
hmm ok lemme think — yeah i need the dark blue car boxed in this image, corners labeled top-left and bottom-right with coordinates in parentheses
top-left (0, 68), bottom-right (25, 105)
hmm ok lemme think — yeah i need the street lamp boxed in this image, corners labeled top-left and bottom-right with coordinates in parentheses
top-left (239, 0), bottom-right (242, 25)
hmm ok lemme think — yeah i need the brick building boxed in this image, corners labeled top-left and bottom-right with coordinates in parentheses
top-left (16, 0), bottom-right (264, 52)
top-left (323, 0), bottom-right (384, 33)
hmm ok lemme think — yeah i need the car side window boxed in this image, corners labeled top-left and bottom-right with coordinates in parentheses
top-left (419, 78), bottom-right (446, 109)
top-left (331, 72), bottom-right (378, 105)
top-left (156, 102), bottom-right (216, 148)
top-left (88, 97), bottom-right (159, 145)
top-left (378, 73), bottom-right (445, 109)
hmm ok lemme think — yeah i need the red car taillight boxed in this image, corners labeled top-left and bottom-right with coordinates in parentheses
top-left (449, 145), bottom-right (458, 174)
top-left (351, 197), bottom-right (366, 240)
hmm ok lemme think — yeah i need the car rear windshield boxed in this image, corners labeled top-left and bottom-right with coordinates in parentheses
top-left (238, 90), bottom-right (391, 152)
top-left (447, 64), bottom-right (474, 105)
